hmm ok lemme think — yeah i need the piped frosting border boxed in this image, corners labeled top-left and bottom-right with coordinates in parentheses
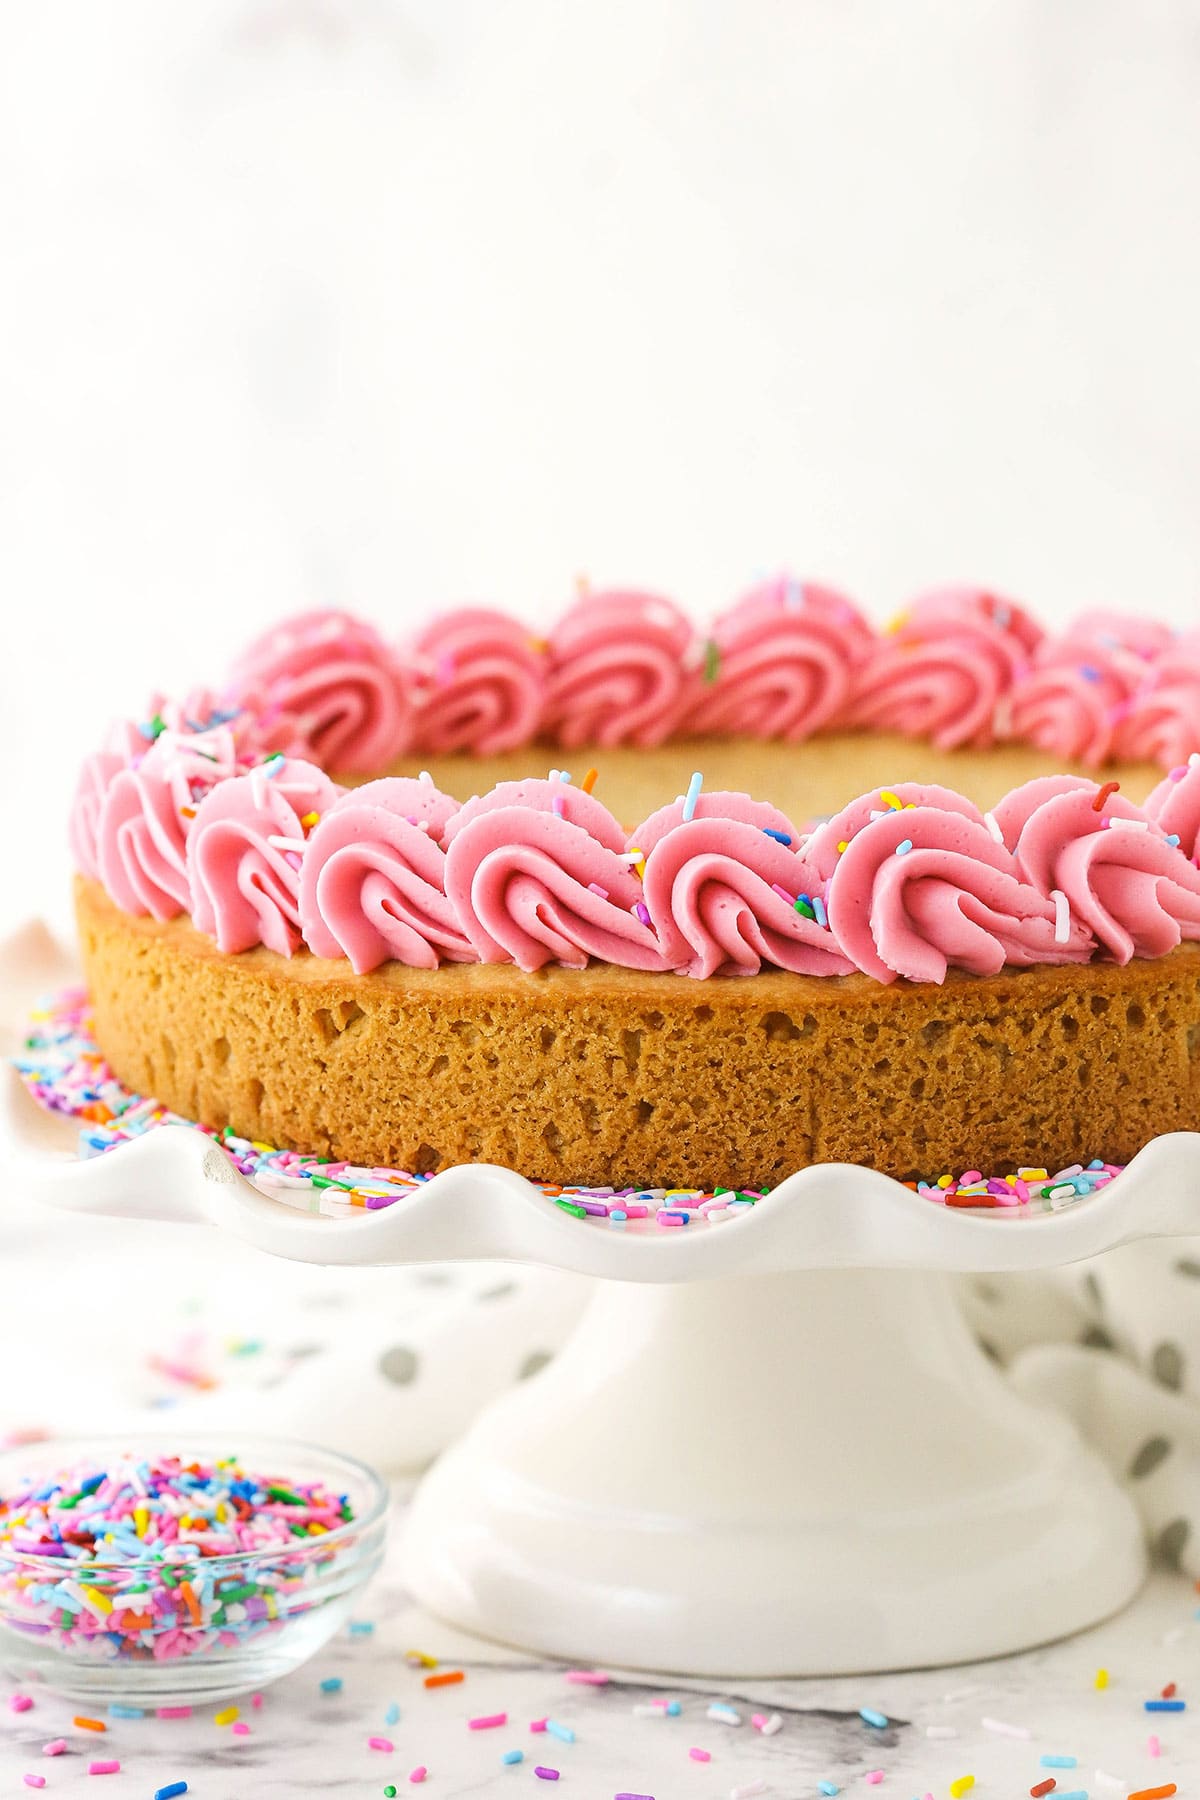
top-left (69, 583), bottom-right (1200, 985)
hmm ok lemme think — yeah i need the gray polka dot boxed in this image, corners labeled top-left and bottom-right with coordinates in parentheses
top-left (1174, 1257), bottom-right (1200, 1279)
top-left (1081, 1324), bottom-right (1117, 1352)
top-left (1152, 1342), bottom-right (1185, 1391)
top-left (973, 1279), bottom-right (1002, 1306)
top-left (288, 1343), bottom-right (322, 1360)
top-left (518, 1350), bottom-right (553, 1381)
top-left (379, 1345), bottom-right (420, 1385)
top-left (479, 1281), bottom-right (517, 1302)
top-left (977, 1338), bottom-right (1001, 1364)
top-left (1082, 1271), bottom-right (1106, 1316)
top-left (1156, 1517), bottom-right (1191, 1569)
top-left (1129, 1435), bottom-right (1172, 1480)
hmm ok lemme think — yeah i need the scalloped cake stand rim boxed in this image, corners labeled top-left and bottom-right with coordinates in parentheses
top-left (4, 917), bottom-right (1200, 1278)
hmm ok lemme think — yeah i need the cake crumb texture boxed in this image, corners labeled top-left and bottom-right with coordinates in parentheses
top-left (76, 876), bottom-right (1200, 1189)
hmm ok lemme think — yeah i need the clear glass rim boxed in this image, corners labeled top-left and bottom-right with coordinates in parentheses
top-left (0, 1432), bottom-right (389, 1573)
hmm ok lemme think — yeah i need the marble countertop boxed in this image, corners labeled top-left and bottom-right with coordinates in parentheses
top-left (0, 1535), bottom-right (1193, 1799)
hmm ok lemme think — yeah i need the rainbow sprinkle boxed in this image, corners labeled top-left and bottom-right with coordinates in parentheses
top-left (0, 1452), bottom-right (359, 1668)
top-left (15, 990), bottom-right (1124, 1227)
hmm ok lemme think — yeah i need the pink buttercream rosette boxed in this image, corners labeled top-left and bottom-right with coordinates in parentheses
top-left (95, 762), bottom-right (192, 921)
top-left (67, 713), bottom-right (200, 881)
top-left (813, 786), bottom-right (1093, 983)
top-left (406, 608), bottom-right (546, 756)
top-left (541, 591), bottom-right (704, 749)
top-left (997, 776), bottom-right (1200, 964)
top-left (844, 588), bottom-right (1041, 750)
top-left (442, 779), bottom-right (667, 972)
top-left (69, 749), bottom-right (132, 882)
top-left (690, 575), bottom-right (874, 740)
top-left (89, 725), bottom-right (246, 922)
top-left (299, 777), bottom-right (473, 973)
top-left (1005, 612), bottom-right (1168, 767)
top-left (1113, 633), bottom-right (1200, 769)
top-left (632, 791), bottom-right (853, 979)
top-left (187, 759), bottom-right (342, 956)
top-left (229, 609), bottom-right (413, 774)
top-left (1144, 755), bottom-right (1200, 862)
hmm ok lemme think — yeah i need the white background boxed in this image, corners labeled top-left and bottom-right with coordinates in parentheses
top-left (3, 0), bottom-right (1200, 935)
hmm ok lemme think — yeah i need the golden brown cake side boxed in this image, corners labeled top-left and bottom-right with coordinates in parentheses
top-left (76, 875), bottom-right (1200, 1190)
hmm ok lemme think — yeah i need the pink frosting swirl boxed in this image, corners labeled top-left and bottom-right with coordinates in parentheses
top-left (95, 764), bottom-right (191, 921)
top-left (442, 777), bottom-right (627, 850)
top-left (125, 690), bottom-right (302, 770)
top-left (802, 782), bottom-right (984, 882)
top-left (141, 723), bottom-right (243, 795)
top-left (826, 801), bottom-right (1093, 984)
top-left (1004, 613), bottom-right (1167, 766)
top-left (299, 778), bottom-right (474, 973)
top-left (639, 813), bottom-right (853, 979)
top-left (69, 750), bottom-right (130, 882)
top-left (1112, 633), bottom-right (1200, 768)
top-left (92, 725), bottom-right (245, 922)
top-left (1059, 610), bottom-right (1174, 662)
top-left (541, 591), bottom-right (703, 749)
top-left (69, 705), bottom-right (246, 882)
top-left (443, 779), bottom-right (666, 972)
top-left (844, 589), bottom-right (1041, 749)
top-left (630, 789), bottom-right (803, 859)
top-left (1008, 781), bottom-right (1200, 963)
top-left (1005, 648), bottom-right (1137, 766)
top-left (407, 608), bottom-right (546, 756)
top-left (229, 609), bottom-right (413, 773)
top-left (690, 576), bottom-right (875, 740)
top-left (988, 775), bottom-right (1094, 851)
top-left (1144, 756), bottom-right (1200, 861)
top-left (187, 759), bottom-right (342, 956)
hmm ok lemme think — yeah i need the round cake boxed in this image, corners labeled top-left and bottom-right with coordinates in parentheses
top-left (67, 581), bottom-right (1200, 1188)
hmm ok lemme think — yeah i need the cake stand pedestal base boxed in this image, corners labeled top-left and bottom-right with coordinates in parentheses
top-left (404, 1265), bottom-right (1145, 1676)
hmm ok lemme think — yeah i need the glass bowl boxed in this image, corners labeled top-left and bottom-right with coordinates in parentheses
top-left (0, 1433), bottom-right (388, 1705)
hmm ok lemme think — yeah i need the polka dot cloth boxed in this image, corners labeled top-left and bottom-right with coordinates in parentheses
top-left (961, 1243), bottom-right (1200, 1576)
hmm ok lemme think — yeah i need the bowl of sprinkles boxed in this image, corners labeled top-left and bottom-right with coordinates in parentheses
top-left (0, 1436), bottom-right (387, 1704)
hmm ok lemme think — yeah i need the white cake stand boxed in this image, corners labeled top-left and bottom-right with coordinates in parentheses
top-left (9, 975), bottom-right (1200, 1677)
